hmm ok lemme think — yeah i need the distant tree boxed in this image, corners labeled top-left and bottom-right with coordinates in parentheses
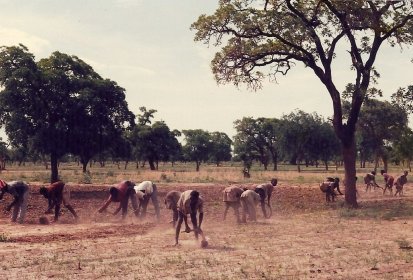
top-left (209, 131), bottom-right (232, 166)
top-left (305, 121), bottom-right (340, 170)
top-left (259, 118), bottom-right (282, 171)
top-left (280, 111), bottom-right (324, 172)
top-left (392, 128), bottom-right (413, 172)
top-left (234, 117), bottom-right (270, 169)
top-left (0, 138), bottom-right (9, 170)
top-left (130, 109), bottom-right (181, 170)
top-left (345, 98), bottom-right (408, 171)
top-left (67, 78), bottom-right (135, 173)
top-left (182, 129), bottom-right (212, 171)
top-left (192, 0), bottom-right (413, 207)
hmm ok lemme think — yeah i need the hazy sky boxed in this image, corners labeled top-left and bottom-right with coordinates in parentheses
top-left (0, 0), bottom-right (412, 139)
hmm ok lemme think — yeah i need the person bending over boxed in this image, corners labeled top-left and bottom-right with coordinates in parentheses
top-left (40, 181), bottom-right (78, 222)
top-left (175, 190), bottom-right (204, 246)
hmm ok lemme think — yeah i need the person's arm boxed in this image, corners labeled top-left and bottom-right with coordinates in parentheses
top-left (198, 212), bottom-right (204, 229)
top-left (98, 196), bottom-right (112, 213)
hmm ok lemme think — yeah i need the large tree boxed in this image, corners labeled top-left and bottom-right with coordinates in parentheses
top-left (192, 0), bottom-right (413, 207)
top-left (0, 45), bottom-right (134, 181)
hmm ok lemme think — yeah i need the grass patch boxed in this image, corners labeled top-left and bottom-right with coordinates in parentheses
top-left (338, 201), bottom-right (413, 220)
top-left (0, 233), bottom-right (11, 242)
top-left (396, 238), bottom-right (413, 250)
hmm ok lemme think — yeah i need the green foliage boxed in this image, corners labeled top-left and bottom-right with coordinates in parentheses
top-left (209, 131), bottom-right (232, 166)
top-left (182, 129), bottom-right (213, 171)
top-left (0, 45), bottom-right (135, 181)
top-left (129, 109), bottom-right (182, 171)
top-left (233, 117), bottom-right (280, 171)
top-left (192, 0), bottom-right (413, 206)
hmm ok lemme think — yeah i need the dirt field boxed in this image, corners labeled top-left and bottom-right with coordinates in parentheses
top-left (1, 182), bottom-right (413, 279)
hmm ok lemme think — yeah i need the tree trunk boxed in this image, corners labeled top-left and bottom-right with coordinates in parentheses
top-left (82, 162), bottom-right (88, 173)
top-left (382, 157), bottom-right (388, 173)
top-left (342, 140), bottom-right (358, 208)
top-left (148, 159), bottom-right (156, 170)
top-left (50, 152), bottom-right (59, 183)
top-left (324, 161), bottom-right (329, 171)
top-left (196, 161), bottom-right (200, 172)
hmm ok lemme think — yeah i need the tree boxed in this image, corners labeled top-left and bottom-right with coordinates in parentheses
top-left (280, 110), bottom-right (324, 172)
top-left (0, 138), bottom-right (9, 170)
top-left (67, 78), bottom-right (135, 173)
top-left (305, 121), bottom-right (340, 170)
top-left (234, 117), bottom-right (270, 169)
top-left (393, 128), bottom-right (413, 171)
top-left (0, 45), bottom-right (134, 181)
top-left (209, 131), bottom-right (232, 166)
top-left (129, 108), bottom-right (181, 170)
top-left (356, 99), bottom-right (408, 171)
top-left (192, 0), bottom-right (413, 207)
top-left (259, 118), bottom-right (282, 171)
top-left (182, 129), bottom-right (212, 171)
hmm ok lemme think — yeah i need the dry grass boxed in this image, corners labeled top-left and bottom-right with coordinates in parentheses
top-left (1, 164), bottom-right (413, 279)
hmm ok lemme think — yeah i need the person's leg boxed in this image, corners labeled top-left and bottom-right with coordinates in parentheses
top-left (172, 208), bottom-right (178, 227)
top-left (183, 214), bottom-right (191, 232)
top-left (260, 201), bottom-right (267, 218)
top-left (190, 211), bottom-right (199, 240)
top-left (250, 202), bottom-right (257, 221)
top-left (54, 203), bottom-right (61, 222)
top-left (18, 192), bottom-right (29, 224)
top-left (223, 202), bottom-right (229, 220)
top-left (12, 201), bottom-right (20, 222)
top-left (129, 190), bottom-right (140, 217)
top-left (240, 199), bottom-right (247, 223)
top-left (150, 184), bottom-right (161, 221)
top-left (234, 203), bottom-right (241, 223)
top-left (141, 196), bottom-right (150, 218)
top-left (175, 212), bottom-right (184, 245)
top-left (63, 186), bottom-right (78, 219)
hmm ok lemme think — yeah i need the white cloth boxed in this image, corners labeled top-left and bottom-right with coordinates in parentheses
top-left (134, 181), bottom-right (154, 195)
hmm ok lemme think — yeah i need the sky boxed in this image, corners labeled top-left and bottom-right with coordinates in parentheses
top-left (0, 0), bottom-right (412, 140)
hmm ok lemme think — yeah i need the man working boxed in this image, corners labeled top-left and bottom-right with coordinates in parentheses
top-left (175, 190), bottom-right (205, 246)
top-left (39, 181), bottom-right (78, 222)
top-left (240, 189), bottom-right (262, 223)
top-left (0, 180), bottom-right (30, 223)
top-left (134, 181), bottom-right (161, 221)
top-left (98, 180), bottom-right (139, 219)
top-left (222, 186), bottom-right (246, 223)
top-left (255, 178), bottom-right (277, 218)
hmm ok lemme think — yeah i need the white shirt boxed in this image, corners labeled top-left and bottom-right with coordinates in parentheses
top-left (134, 181), bottom-right (154, 195)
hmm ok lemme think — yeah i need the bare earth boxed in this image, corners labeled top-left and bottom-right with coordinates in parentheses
top-left (1, 183), bottom-right (413, 279)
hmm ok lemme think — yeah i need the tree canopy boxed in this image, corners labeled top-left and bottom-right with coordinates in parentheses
top-left (192, 0), bottom-right (413, 207)
top-left (0, 45), bottom-right (135, 181)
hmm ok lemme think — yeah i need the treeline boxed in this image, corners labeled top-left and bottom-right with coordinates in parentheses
top-left (0, 45), bottom-right (411, 182)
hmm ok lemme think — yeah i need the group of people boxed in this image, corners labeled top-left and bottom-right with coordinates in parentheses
top-left (222, 178), bottom-right (278, 223)
top-left (1, 171), bottom-right (407, 245)
top-left (364, 170), bottom-right (408, 196)
top-left (319, 170), bottom-right (409, 201)
top-left (0, 178), bottom-right (206, 245)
